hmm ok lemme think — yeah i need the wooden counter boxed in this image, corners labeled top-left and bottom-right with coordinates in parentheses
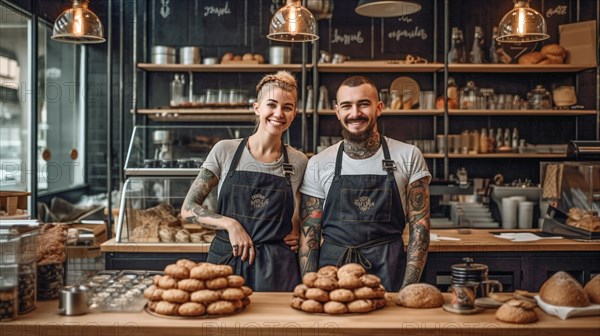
top-left (101, 229), bottom-right (600, 253)
top-left (4, 293), bottom-right (599, 336)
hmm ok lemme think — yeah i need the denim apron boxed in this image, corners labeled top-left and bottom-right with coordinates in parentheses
top-left (319, 137), bottom-right (406, 291)
top-left (207, 138), bottom-right (299, 291)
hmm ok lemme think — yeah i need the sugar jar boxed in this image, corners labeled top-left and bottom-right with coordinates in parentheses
top-left (527, 85), bottom-right (552, 110)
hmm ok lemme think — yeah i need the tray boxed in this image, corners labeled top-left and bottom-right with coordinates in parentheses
top-left (542, 217), bottom-right (600, 239)
top-left (145, 304), bottom-right (247, 319)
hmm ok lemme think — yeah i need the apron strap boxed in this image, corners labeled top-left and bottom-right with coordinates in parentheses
top-left (380, 137), bottom-right (396, 181)
top-left (281, 144), bottom-right (293, 186)
top-left (325, 235), bottom-right (399, 270)
top-left (333, 142), bottom-right (345, 182)
top-left (227, 138), bottom-right (249, 178)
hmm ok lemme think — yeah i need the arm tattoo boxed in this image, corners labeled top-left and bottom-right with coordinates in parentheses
top-left (299, 194), bottom-right (324, 275)
top-left (182, 168), bottom-right (222, 229)
top-left (402, 177), bottom-right (431, 288)
top-left (344, 132), bottom-right (381, 159)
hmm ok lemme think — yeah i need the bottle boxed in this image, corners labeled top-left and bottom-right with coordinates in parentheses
top-left (471, 130), bottom-right (480, 154)
top-left (511, 127), bottom-right (519, 150)
top-left (458, 29), bottom-right (467, 63)
top-left (447, 77), bottom-right (458, 101)
top-left (470, 26), bottom-right (485, 64)
top-left (488, 128), bottom-right (496, 153)
top-left (489, 27), bottom-right (500, 64)
top-left (170, 74), bottom-right (184, 107)
top-left (496, 127), bottom-right (503, 149)
top-left (480, 128), bottom-right (488, 153)
top-left (448, 27), bottom-right (462, 64)
top-left (504, 128), bottom-right (511, 149)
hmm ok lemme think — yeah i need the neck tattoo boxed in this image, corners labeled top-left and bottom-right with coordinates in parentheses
top-left (344, 132), bottom-right (381, 159)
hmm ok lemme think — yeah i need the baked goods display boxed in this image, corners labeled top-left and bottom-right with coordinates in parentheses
top-left (584, 275), bottom-right (600, 304)
top-left (290, 264), bottom-right (387, 314)
top-left (539, 271), bottom-right (590, 307)
top-left (518, 44), bottom-right (567, 65)
top-left (566, 208), bottom-right (600, 232)
top-left (396, 283), bottom-right (444, 308)
top-left (145, 260), bottom-right (252, 317)
top-left (221, 52), bottom-right (265, 64)
top-left (495, 299), bottom-right (538, 324)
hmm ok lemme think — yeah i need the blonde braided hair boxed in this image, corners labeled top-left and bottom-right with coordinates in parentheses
top-left (256, 70), bottom-right (298, 102)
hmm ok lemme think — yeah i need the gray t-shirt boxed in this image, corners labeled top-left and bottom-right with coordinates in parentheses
top-left (202, 139), bottom-right (308, 203)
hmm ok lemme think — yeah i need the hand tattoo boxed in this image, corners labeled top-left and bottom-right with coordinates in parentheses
top-left (299, 195), bottom-right (324, 275)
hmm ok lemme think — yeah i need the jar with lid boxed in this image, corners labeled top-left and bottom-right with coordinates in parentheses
top-left (527, 85), bottom-right (552, 110)
top-left (459, 81), bottom-right (480, 110)
top-left (390, 90), bottom-right (401, 110)
top-left (0, 230), bottom-right (19, 321)
top-left (169, 74), bottom-right (185, 107)
top-left (18, 230), bottom-right (38, 314)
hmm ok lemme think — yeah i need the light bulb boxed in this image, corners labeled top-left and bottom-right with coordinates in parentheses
top-left (289, 5), bottom-right (297, 35)
top-left (73, 7), bottom-right (84, 35)
top-left (517, 8), bottom-right (526, 35)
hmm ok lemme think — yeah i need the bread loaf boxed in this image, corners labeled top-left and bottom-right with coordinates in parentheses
top-left (495, 300), bottom-right (538, 324)
top-left (518, 51), bottom-right (545, 65)
top-left (395, 283), bottom-right (444, 308)
top-left (539, 271), bottom-right (590, 307)
top-left (541, 44), bottom-right (566, 58)
top-left (584, 275), bottom-right (600, 304)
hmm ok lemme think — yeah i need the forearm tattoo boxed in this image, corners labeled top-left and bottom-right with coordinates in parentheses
top-left (402, 177), bottom-right (431, 288)
top-left (344, 131), bottom-right (381, 159)
top-left (299, 195), bottom-right (324, 275)
top-left (182, 168), bottom-right (222, 229)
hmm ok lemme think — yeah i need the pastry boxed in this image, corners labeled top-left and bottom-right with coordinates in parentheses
top-left (242, 297), bottom-right (251, 307)
top-left (241, 286), bottom-right (253, 297)
top-left (158, 227), bottom-right (175, 242)
top-left (221, 288), bottom-right (245, 301)
top-left (147, 300), bottom-right (158, 311)
top-left (303, 272), bottom-right (318, 287)
top-left (495, 300), bottom-right (538, 324)
top-left (161, 289), bottom-right (190, 303)
top-left (518, 51), bottom-right (545, 65)
top-left (176, 259), bottom-right (197, 270)
top-left (178, 302), bottom-right (206, 317)
top-left (324, 301), bottom-right (348, 314)
top-left (178, 279), bottom-right (205, 292)
top-left (144, 285), bottom-right (164, 301)
top-left (584, 275), bottom-right (600, 304)
top-left (207, 300), bottom-right (236, 315)
top-left (154, 301), bottom-right (180, 315)
top-left (290, 297), bottom-right (304, 310)
top-left (540, 271), bottom-right (589, 307)
top-left (191, 289), bottom-right (221, 304)
top-left (190, 263), bottom-right (218, 280)
top-left (175, 229), bottom-right (190, 243)
top-left (354, 286), bottom-right (385, 299)
top-left (157, 275), bottom-right (179, 289)
top-left (206, 277), bottom-right (228, 290)
top-left (360, 274), bottom-right (381, 288)
top-left (300, 299), bottom-right (324, 313)
top-left (318, 265), bottom-right (338, 278)
top-left (305, 288), bottom-right (330, 302)
top-left (164, 264), bottom-right (189, 279)
top-left (338, 263), bottom-right (366, 279)
top-left (314, 276), bottom-right (339, 291)
top-left (230, 299), bottom-right (244, 310)
top-left (226, 275), bottom-right (245, 288)
top-left (329, 289), bottom-right (356, 303)
top-left (153, 274), bottom-right (162, 286)
top-left (373, 298), bottom-right (387, 309)
top-left (212, 265), bottom-right (234, 278)
top-left (338, 276), bottom-right (363, 290)
top-left (293, 284), bottom-right (309, 299)
top-left (347, 299), bottom-right (375, 313)
top-left (396, 283), bottom-right (444, 308)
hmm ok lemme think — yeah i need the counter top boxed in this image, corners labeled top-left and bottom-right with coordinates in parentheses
top-left (101, 229), bottom-right (600, 253)
top-left (4, 293), bottom-right (599, 336)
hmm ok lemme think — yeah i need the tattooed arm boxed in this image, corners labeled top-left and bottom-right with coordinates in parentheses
top-left (298, 194), bottom-right (324, 276)
top-left (401, 176), bottom-right (431, 289)
top-left (181, 168), bottom-right (254, 263)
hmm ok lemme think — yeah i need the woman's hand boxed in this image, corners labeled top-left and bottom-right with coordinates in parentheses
top-left (284, 231), bottom-right (299, 253)
top-left (225, 220), bottom-right (255, 265)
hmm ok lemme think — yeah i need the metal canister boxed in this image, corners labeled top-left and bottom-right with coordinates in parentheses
top-left (151, 46), bottom-right (176, 64)
top-left (269, 46), bottom-right (291, 65)
top-left (180, 47), bottom-right (201, 65)
top-left (58, 286), bottom-right (89, 316)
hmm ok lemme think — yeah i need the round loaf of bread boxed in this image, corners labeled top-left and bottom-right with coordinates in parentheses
top-left (584, 275), bottom-right (600, 304)
top-left (540, 271), bottom-right (590, 307)
top-left (495, 301), bottom-right (538, 324)
top-left (518, 51), bottom-right (545, 65)
top-left (395, 283), bottom-right (444, 308)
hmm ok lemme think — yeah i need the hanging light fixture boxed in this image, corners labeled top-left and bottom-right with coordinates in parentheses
top-left (496, 0), bottom-right (549, 43)
top-left (52, 0), bottom-right (105, 44)
top-left (355, 0), bottom-right (421, 18)
top-left (267, 0), bottom-right (319, 42)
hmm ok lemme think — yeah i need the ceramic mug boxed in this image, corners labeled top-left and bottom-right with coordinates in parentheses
top-left (449, 282), bottom-right (478, 310)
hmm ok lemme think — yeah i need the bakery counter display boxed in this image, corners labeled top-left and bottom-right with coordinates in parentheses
top-left (144, 260), bottom-right (252, 317)
top-left (115, 178), bottom-right (215, 244)
top-left (124, 125), bottom-right (254, 176)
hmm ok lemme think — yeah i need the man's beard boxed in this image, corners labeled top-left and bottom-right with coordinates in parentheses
top-left (342, 125), bottom-right (374, 143)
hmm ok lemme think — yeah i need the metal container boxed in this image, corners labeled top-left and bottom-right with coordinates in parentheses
top-left (58, 285), bottom-right (89, 316)
top-left (203, 57), bottom-right (218, 65)
top-left (151, 46), bottom-right (176, 64)
top-left (269, 46), bottom-right (291, 65)
top-left (179, 47), bottom-right (201, 65)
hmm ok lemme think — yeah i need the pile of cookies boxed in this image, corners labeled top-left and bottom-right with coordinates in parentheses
top-left (291, 264), bottom-right (387, 314)
top-left (144, 260), bottom-right (252, 317)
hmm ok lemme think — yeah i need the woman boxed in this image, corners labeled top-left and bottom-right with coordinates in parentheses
top-left (181, 71), bottom-right (307, 291)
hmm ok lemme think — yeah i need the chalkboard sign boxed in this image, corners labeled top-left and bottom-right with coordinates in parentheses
top-left (381, 1), bottom-right (434, 60)
top-left (326, 1), bottom-right (372, 59)
top-left (151, 0), bottom-right (190, 46)
top-left (543, 0), bottom-right (571, 45)
top-left (191, 0), bottom-right (244, 47)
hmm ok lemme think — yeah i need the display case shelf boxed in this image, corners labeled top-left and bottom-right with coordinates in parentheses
top-left (447, 153), bottom-right (567, 159)
top-left (318, 62), bottom-right (442, 73)
top-left (447, 64), bottom-right (596, 73)
top-left (448, 109), bottom-right (597, 116)
top-left (134, 109), bottom-right (256, 122)
top-left (137, 63), bottom-right (308, 72)
top-left (318, 109), bottom-right (443, 116)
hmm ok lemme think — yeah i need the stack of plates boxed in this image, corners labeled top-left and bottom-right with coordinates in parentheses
top-left (450, 202), bottom-right (499, 229)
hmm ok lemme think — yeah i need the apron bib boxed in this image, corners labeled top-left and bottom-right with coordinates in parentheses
top-left (320, 137), bottom-right (406, 291)
top-left (207, 138), bottom-right (299, 291)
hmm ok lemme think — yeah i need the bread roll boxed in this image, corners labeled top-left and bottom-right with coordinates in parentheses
top-left (518, 52), bottom-right (545, 65)
top-left (495, 300), bottom-right (538, 324)
top-left (584, 275), bottom-right (600, 304)
top-left (540, 271), bottom-right (590, 307)
top-left (395, 283), bottom-right (444, 308)
top-left (541, 44), bottom-right (566, 58)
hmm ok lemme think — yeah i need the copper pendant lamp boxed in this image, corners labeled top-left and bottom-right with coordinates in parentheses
top-left (496, 0), bottom-right (549, 43)
top-left (355, 0), bottom-right (422, 18)
top-left (268, 0), bottom-right (319, 42)
top-left (52, 0), bottom-right (105, 44)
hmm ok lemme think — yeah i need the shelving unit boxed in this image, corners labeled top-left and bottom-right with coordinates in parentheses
top-left (137, 63), bottom-right (308, 72)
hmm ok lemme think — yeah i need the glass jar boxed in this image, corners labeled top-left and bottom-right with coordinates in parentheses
top-left (527, 85), bottom-right (552, 110)
top-left (459, 81), bottom-right (480, 110)
top-left (18, 230), bottom-right (38, 314)
top-left (390, 90), bottom-right (401, 110)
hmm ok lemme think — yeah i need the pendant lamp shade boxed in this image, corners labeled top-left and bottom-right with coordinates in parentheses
top-left (52, 0), bottom-right (105, 44)
top-left (496, 0), bottom-right (549, 43)
top-left (268, 0), bottom-right (319, 42)
top-left (355, 0), bottom-right (421, 18)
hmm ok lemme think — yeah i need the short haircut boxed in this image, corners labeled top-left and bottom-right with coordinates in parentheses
top-left (339, 75), bottom-right (378, 93)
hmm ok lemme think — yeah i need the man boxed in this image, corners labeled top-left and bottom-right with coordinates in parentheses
top-left (299, 76), bottom-right (431, 291)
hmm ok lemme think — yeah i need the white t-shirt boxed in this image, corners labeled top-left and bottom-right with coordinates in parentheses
top-left (202, 139), bottom-right (308, 202)
top-left (300, 137), bottom-right (431, 215)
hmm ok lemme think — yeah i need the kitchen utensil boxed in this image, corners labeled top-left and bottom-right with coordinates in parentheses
top-left (269, 46), bottom-right (291, 65)
top-left (202, 57), bottom-right (218, 65)
top-left (58, 285), bottom-right (89, 316)
top-left (180, 47), bottom-right (201, 65)
top-left (449, 282), bottom-right (478, 310)
top-left (390, 76), bottom-right (420, 108)
top-left (151, 46), bottom-right (176, 64)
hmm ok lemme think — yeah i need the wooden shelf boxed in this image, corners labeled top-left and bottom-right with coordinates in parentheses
top-left (424, 153), bottom-right (444, 159)
top-left (447, 64), bottom-right (596, 73)
top-left (137, 63), bottom-right (308, 72)
top-left (448, 109), bottom-right (597, 116)
top-left (447, 153), bottom-right (567, 159)
top-left (134, 108), bottom-right (256, 122)
top-left (318, 62), bottom-right (443, 73)
top-left (318, 109), bottom-right (442, 116)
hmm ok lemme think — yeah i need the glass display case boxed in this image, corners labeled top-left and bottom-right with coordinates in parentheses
top-left (541, 161), bottom-right (600, 239)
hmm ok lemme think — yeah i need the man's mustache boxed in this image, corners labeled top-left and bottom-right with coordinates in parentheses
top-left (345, 117), bottom-right (369, 123)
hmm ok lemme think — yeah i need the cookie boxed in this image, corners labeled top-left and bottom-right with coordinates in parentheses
top-left (338, 276), bottom-right (363, 290)
top-left (178, 279), bottom-right (205, 292)
top-left (161, 289), bottom-right (190, 303)
top-left (221, 288), bottom-right (245, 301)
top-left (143, 285), bottom-right (164, 301)
top-left (338, 263), bottom-right (366, 279)
top-left (230, 299), bottom-right (244, 310)
top-left (303, 272), bottom-right (318, 287)
top-left (347, 299), bottom-right (375, 313)
top-left (318, 265), bottom-right (338, 278)
top-left (373, 298), bottom-right (387, 309)
top-left (152, 274), bottom-right (162, 286)
top-left (164, 264), bottom-right (189, 279)
top-left (293, 284), bottom-right (309, 299)
top-left (324, 301), bottom-right (348, 314)
top-left (154, 301), bottom-right (180, 315)
top-left (157, 275), bottom-right (179, 289)
top-left (176, 259), bottom-right (198, 271)
top-left (178, 302), bottom-right (206, 317)
top-left (207, 300), bottom-right (236, 315)
top-left (206, 277), bottom-right (228, 290)
top-left (290, 297), bottom-right (305, 310)
top-left (305, 288), bottom-right (330, 302)
top-left (241, 286), bottom-right (253, 297)
top-left (147, 300), bottom-right (158, 311)
top-left (226, 275), bottom-right (245, 288)
top-left (329, 289), bottom-right (355, 303)
top-left (300, 299), bottom-right (323, 313)
top-left (360, 274), bottom-right (381, 288)
top-left (190, 263), bottom-right (217, 280)
top-left (191, 289), bottom-right (221, 304)
top-left (212, 265), bottom-right (233, 278)
top-left (314, 277), bottom-right (338, 291)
